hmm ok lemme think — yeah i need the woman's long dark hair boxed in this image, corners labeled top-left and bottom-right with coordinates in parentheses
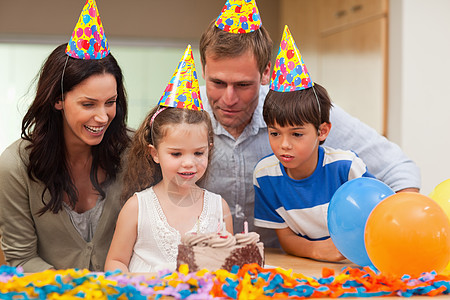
top-left (21, 43), bottom-right (130, 214)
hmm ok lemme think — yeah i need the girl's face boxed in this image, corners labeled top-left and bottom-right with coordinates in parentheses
top-left (268, 121), bottom-right (329, 180)
top-left (150, 123), bottom-right (210, 188)
top-left (55, 73), bottom-right (117, 148)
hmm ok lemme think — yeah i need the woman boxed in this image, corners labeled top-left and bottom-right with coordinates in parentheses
top-left (0, 43), bottom-right (130, 272)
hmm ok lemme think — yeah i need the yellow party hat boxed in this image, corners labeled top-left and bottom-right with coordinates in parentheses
top-left (158, 45), bottom-right (203, 111)
top-left (215, 0), bottom-right (262, 34)
top-left (270, 25), bottom-right (313, 92)
top-left (66, 0), bottom-right (109, 59)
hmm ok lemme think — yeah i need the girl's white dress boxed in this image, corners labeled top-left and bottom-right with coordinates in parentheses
top-left (128, 187), bottom-right (224, 272)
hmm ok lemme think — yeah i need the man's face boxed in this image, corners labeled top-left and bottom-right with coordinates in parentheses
top-left (203, 50), bottom-right (270, 138)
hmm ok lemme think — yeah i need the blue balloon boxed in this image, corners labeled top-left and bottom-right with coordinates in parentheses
top-left (177, 94), bottom-right (187, 102)
top-left (327, 177), bottom-right (394, 267)
top-left (294, 77), bottom-right (302, 87)
top-left (286, 74), bottom-right (293, 83)
top-left (83, 14), bottom-right (91, 24)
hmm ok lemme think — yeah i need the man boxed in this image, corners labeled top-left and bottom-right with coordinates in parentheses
top-left (199, 4), bottom-right (420, 247)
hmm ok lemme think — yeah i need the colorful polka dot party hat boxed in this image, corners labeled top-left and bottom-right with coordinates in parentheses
top-left (66, 0), bottom-right (109, 59)
top-left (270, 25), bottom-right (313, 92)
top-left (158, 45), bottom-right (203, 111)
top-left (215, 0), bottom-right (262, 33)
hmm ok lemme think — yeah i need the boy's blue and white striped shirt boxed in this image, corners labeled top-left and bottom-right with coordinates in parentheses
top-left (253, 146), bottom-right (375, 241)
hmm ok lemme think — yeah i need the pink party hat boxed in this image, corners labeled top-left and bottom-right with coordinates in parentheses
top-left (66, 0), bottom-right (109, 59)
top-left (215, 0), bottom-right (262, 33)
top-left (158, 45), bottom-right (203, 111)
top-left (270, 25), bottom-right (313, 92)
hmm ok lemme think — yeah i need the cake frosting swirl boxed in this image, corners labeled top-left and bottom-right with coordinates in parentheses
top-left (177, 231), bottom-right (264, 272)
top-left (182, 231), bottom-right (237, 248)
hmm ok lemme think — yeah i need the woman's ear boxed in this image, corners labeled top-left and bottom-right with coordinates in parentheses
top-left (148, 144), bottom-right (159, 164)
top-left (54, 100), bottom-right (63, 110)
top-left (318, 122), bottom-right (331, 142)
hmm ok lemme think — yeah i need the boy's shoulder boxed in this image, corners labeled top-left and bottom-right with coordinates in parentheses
top-left (322, 146), bottom-right (360, 163)
top-left (254, 153), bottom-right (281, 177)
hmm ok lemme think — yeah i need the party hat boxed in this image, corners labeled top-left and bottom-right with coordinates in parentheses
top-left (270, 25), bottom-right (313, 92)
top-left (158, 45), bottom-right (203, 111)
top-left (215, 0), bottom-right (262, 33)
top-left (66, 0), bottom-right (109, 59)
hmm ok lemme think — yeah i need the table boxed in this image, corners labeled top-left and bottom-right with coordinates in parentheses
top-left (265, 247), bottom-right (357, 276)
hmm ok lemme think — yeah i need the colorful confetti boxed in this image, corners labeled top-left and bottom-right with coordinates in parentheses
top-left (1, 264), bottom-right (450, 299)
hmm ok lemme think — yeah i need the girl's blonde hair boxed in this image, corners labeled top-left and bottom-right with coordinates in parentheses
top-left (121, 106), bottom-right (214, 202)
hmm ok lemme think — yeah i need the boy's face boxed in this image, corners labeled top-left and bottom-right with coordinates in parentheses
top-left (268, 122), bottom-right (330, 180)
top-left (202, 50), bottom-right (270, 139)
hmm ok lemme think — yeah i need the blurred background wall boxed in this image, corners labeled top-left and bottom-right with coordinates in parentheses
top-left (0, 0), bottom-right (449, 194)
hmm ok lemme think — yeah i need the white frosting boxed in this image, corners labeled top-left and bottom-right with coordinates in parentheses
top-left (182, 231), bottom-right (260, 248)
top-left (235, 232), bottom-right (260, 245)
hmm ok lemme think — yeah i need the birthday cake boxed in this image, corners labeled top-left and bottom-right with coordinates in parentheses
top-left (177, 231), bottom-right (264, 272)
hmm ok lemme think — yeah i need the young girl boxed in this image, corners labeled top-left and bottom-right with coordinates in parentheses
top-left (105, 46), bottom-right (233, 273)
top-left (105, 45), bottom-right (233, 272)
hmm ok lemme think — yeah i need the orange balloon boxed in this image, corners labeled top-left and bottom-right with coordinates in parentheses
top-left (365, 192), bottom-right (450, 277)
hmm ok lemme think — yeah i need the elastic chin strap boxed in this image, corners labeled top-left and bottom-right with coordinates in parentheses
top-left (312, 135), bottom-right (319, 151)
top-left (60, 55), bottom-right (69, 101)
top-left (312, 85), bottom-right (321, 124)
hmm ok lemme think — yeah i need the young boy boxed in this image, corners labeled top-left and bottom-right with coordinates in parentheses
top-left (253, 26), bottom-right (375, 262)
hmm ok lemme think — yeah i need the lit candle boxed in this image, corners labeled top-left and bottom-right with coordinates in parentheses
top-left (222, 218), bottom-right (226, 232)
top-left (244, 220), bottom-right (248, 234)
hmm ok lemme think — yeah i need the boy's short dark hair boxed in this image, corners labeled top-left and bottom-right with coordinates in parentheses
top-left (199, 20), bottom-right (272, 75)
top-left (263, 83), bottom-right (333, 136)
